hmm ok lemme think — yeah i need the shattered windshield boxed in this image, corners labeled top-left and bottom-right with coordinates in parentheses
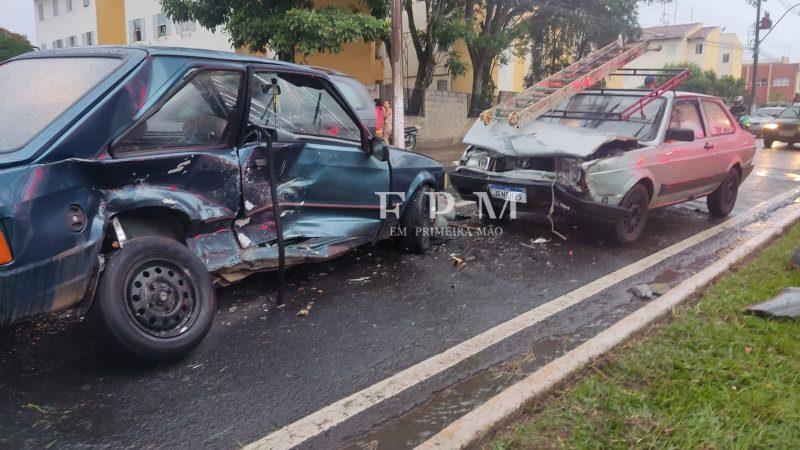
top-left (540, 93), bottom-right (665, 141)
top-left (778, 106), bottom-right (800, 119)
top-left (0, 57), bottom-right (123, 153)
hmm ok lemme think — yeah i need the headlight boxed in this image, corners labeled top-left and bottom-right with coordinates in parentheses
top-left (763, 123), bottom-right (779, 130)
top-left (462, 149), bottom-right (491, 170)
top-left (554, 157), bottom-right (584, 187)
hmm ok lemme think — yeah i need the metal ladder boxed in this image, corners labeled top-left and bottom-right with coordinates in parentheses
top-left (481, 35), bottom-right (655, 128)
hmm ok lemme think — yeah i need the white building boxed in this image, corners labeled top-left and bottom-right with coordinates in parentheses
top-left (32, 0), bottom-right (234, 52)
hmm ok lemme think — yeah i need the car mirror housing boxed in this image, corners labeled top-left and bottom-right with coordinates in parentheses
top-left (371, 137), bottom-right (390, 162)
top-left (666, 127), bottom-right (695, 142)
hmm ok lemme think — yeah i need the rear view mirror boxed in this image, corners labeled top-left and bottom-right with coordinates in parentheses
top-left (262, 79), bottom-right (281, 95)
top-left (371, 137), bottom-right (390, 162)
top-left (666, 127), bottom-right (695, 142)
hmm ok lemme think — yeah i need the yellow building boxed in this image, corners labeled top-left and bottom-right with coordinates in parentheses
top-left (607, 23), bottom-right (744, 89)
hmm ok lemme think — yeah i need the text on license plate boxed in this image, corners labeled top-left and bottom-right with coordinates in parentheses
top-left (488, 184), bottom-right (527, 203)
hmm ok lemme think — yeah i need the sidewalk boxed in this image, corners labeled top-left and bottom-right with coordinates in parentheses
top-left (487, 224), bottom-right (800, 448)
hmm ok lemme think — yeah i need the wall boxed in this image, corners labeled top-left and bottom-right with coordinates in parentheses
top-left (405, 90), bottom-right (474, 148)
top-left (34, 0), bottom-right (98, 48)
top-left (123, 0), bottom-right (233, 51)
top-left (743, 61), bottom-right (800, 105)
top-left (96, 0), bottom-right (125, 44)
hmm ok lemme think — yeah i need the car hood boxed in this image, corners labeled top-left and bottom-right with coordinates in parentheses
top-left (772, 117), bottom-right (800, 125)
top-left (463, 118), bottom-right (638, 159)
top-left (750, 116), bottom-right (775, 124)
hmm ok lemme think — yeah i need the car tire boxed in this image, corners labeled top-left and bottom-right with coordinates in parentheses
top-left (612, 183), bottom-right (650, 246)
top-left (400, 185), bottom-right (434, 254)
top-left (707, 168), bottom-right (740, 217)
top-left (92, 236), bottom-right (216, 361)
top-left (406, 134), bottom-right (417, 150)
top-left (764, 138), bottom-right (774, 148)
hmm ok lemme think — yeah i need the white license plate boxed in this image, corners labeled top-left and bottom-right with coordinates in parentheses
top-left (779, 130), bottom-right (795, 137)
top-left (488, 184), bottom-right (527, 204)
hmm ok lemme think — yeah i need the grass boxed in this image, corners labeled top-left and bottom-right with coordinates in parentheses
top-left (488, 224), bottom-right (800, 449)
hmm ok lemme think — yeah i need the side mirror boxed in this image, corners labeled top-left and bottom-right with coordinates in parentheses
top-left (370, 137), bottom-right (390, 162)
top-left (665, 127), bottom-right (695, 142)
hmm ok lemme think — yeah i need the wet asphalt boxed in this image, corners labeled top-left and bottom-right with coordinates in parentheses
top-left (2, 142), bottom-right (800, 449)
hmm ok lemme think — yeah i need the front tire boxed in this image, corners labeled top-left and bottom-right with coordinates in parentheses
top-left (92, 236), bottom-right (216, 361)
top-left (613, 184), bottom-right (650, 246)
top-left (400, 185), bottom-right (434, 253)
top-left (707, 168), bottom-right (740, 217)
top-left (764, 138), bottom-right (774, 148)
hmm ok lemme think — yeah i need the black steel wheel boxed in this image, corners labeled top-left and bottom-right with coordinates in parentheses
top-left (707, 168), bottom-right (740, 217)
top-left (613, 183), bottom-right (650, 246)
top-left (92, 236), bottom-right (215, 361)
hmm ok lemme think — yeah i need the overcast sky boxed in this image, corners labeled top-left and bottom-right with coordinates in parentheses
top-left (0, 0), bottom-right (798, 61)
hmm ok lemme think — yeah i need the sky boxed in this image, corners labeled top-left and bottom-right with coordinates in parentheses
top-left (0, 0), bottom-right (798, 62)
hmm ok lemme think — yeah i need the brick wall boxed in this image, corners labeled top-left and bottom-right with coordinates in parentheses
top-left (405, 90), bottom-right (475, 148)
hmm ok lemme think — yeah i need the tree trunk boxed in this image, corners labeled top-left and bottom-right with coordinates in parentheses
top-left (468, 57), bottom-right (492, 117)
top-left (408, 54), bottom-right (436, 115)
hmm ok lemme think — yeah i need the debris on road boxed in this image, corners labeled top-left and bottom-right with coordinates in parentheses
top-left (450, 254), bottom-right (467, 271)
top-left (532, 237), bottom-right (550, 244)
top-left (649, 283), bottom-right (671, 297)
top-left (228, 306), bottom-right (238, 313)
top-left (348, 276), bottom-right (371, 283)
top-left (631, 284), bottom-right (654, 299)
top-left (745, 287), bottom-right (800, 319)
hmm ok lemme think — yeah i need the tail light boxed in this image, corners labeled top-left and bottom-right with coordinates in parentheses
top-left (0, 229), bottom-right (12, 265)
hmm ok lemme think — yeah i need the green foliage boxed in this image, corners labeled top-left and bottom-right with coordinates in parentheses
top-left (0, 28), bottom-right (35, 62)
top-left (658, 62), bottom-right (746, 102)
top-left (160, 0), bottom-right (389, 62)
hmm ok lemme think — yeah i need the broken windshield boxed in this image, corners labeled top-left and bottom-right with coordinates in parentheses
top-left (540, 93), bottom-right (665, 141)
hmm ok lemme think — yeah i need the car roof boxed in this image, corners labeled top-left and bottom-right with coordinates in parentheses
top-left (582, 89), bottom-right (720, 101)
top-left (10, 45), bottom-right (326, 76)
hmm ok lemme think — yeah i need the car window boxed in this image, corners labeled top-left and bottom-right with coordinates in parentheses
top-left (115, 70), bottom-right (242, 154)
top-left (702, 101), bottom-right (735, 135)
top-left (249, 72), bottom-right (361, 141)
top-left (778, 106), bottom-right (800, 119)
top-left (0, 57), bottom-right (123, 153)
top-left (331, 75), bottom-right (372, 110)
top-left (669, 100), bottom-right (706, 139)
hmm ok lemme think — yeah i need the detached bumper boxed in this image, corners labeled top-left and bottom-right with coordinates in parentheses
top-left (450, 168), bottom-right (628, 223)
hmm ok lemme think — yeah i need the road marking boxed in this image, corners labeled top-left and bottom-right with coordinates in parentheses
top-left (418, 200), bottom-right (800, 449)
top-left (245, 188), bottom-right (800, 450)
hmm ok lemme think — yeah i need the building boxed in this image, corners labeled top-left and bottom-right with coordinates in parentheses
top-left (607, 23), bottom-right (743, 89)
top-left (33, 0), bottom-right (233, 52)
top-left (742, 57), bottom-right (800, 106)
top-left (33, 0), bottom-right (126, 50)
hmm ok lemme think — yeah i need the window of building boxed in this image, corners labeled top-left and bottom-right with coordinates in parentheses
top-left (67, 36), bottom-right (77, 47)
top-left (66, 0), bottom-right (72, 12)
top-left (131, 18), bottom-right (145, 42)
top-left (115, 71), bottom-right (242, 154)
top-left (37, 2), bottom-right (45, 21)
top-left (756, 78), bottom-right (768, 88)
top-left (53, 39), bottom-right (63, 49)
top-left (695, 43), bottom-right (703, 54)
top-left (436, 80), bottom-right (448, 91)
top-left (773, 77), bottom-right (790, 87)
top-left (702, 101), bottom-right (734, 135)
top-left (154, 13), bottom-right (170, 37)
top-left (52, 0), bottom-right (59, 16)
top-left (82, 31), bottom-right (94, 46)
top-left (175, 21), bottom-right (196, 34)
top-left (83, 0), bottom-right (90, 6)
top-left (723, 53), bottom-right (730, 63)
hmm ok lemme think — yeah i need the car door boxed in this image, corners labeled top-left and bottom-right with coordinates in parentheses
top-left (700, 99), bottom-right (739, 186)
top-left (234, 67), bottom-right (390, 252)
top-left (652, 97), bottom-right (713, 205)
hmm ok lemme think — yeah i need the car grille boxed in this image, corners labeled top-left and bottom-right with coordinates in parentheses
top-left (492, 157), bottom-right (555, 172)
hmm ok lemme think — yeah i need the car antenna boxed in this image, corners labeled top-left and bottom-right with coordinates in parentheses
top-left (261, 129), bottom-right (286, 307)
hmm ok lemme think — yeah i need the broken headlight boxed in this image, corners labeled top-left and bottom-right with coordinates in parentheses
top-left (461, 148), bottom-right (491, 170)
top-left (554, 157), bottom-right (584, 188)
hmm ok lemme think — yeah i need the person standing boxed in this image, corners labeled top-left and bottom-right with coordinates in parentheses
top-left (374, 99), bottom-right (385, 139)
top-left (383, 100), bottom-right (393, 144)
top-left (644, 75), bottom-right (657, 90)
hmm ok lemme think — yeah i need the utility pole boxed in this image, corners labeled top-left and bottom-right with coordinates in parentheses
top-left (390, 0), bottom-right (404, 146)
top-left (750, 0), bottom-right (762, 113)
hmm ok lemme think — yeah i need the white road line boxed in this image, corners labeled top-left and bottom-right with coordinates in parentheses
top-left (245, 188), bottom-right (800, 450)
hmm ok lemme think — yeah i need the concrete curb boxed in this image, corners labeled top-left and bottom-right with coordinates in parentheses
top-left (417, 202), bottom-right (800, 450)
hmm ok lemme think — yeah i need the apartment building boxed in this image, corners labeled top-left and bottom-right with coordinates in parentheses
top-left (33, 0), bottom-right (232, 52)
top-left (607, 23), bottom-right (744, 89)
top-left (742, 57), bottom-right (800, 105)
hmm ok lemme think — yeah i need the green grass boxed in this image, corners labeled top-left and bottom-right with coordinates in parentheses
top-left (489, 225), bottom-right (800, 449)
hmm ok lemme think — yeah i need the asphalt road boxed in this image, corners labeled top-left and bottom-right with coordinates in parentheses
top-left (2, 142), bottom-right (799, 449)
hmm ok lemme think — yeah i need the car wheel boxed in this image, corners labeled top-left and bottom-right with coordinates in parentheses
top-left (92, 236), bottom-right (215, 361)
top-left (613, 184), bottom-right (650, 246)
top-left (400, 185), bottom-right (434, 253)
top-left (406, 134), bottom-right (417, 150)
top-left (764, 138), bottom-right (774, 148)
top-left (707, 169), bottom-right (740, 217)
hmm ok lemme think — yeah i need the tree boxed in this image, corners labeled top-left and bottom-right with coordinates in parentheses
top-left (524, 0), bottom-right (640, 86)
top-left (0, 28), bottom-right (35, 62)
top-left (405, 0), bottom-right (467, 114)
top-left (160, 0), bottom-right (389, 62)
top-left (657, 62), bottom-right (746, 103)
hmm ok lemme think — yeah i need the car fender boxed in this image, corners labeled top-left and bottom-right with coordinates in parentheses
top-left (399, 170), bottom-right (438, 217)
top-left (585, 160), bottom-right (657, 207)
top-left (104, 185), bottom-right (236, 227)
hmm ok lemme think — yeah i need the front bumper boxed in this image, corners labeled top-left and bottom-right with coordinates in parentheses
top-left (450, 168), bottom-right (628, 223)
top-left (764, 127), bottom-right (799, 141)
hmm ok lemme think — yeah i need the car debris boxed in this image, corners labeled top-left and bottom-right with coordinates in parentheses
top-left (745, 288), bottom-right (800, 319)
top-left (450, 254), bottom-right (468, 271)
top-left (347, 277), bottom-right (371, 283)
top-left (631, 284), bottom-right (655, 299)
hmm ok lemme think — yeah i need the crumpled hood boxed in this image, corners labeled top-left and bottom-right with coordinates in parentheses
top-left (463, 118), bottom-right (638, 159)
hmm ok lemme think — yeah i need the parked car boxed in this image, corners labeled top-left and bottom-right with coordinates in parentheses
top-left (762, 105), bottom-right (800, 148)
top-left (451, 90), bottom-right (756, 245)
top-left (748, 106), bottom-right (785, 136)
top-left (310, 66), bottom-right (378, 134)
top-left (0, 47), bottom-right (445, 360)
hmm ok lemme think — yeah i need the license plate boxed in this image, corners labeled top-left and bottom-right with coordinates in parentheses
top-left (488, 184), bottom-right (527, 204)
top-left (779, 130), bottom-right (795, 137)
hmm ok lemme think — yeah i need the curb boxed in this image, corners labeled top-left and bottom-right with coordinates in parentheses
top-left (417, 202), bottom-right (800, 450)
